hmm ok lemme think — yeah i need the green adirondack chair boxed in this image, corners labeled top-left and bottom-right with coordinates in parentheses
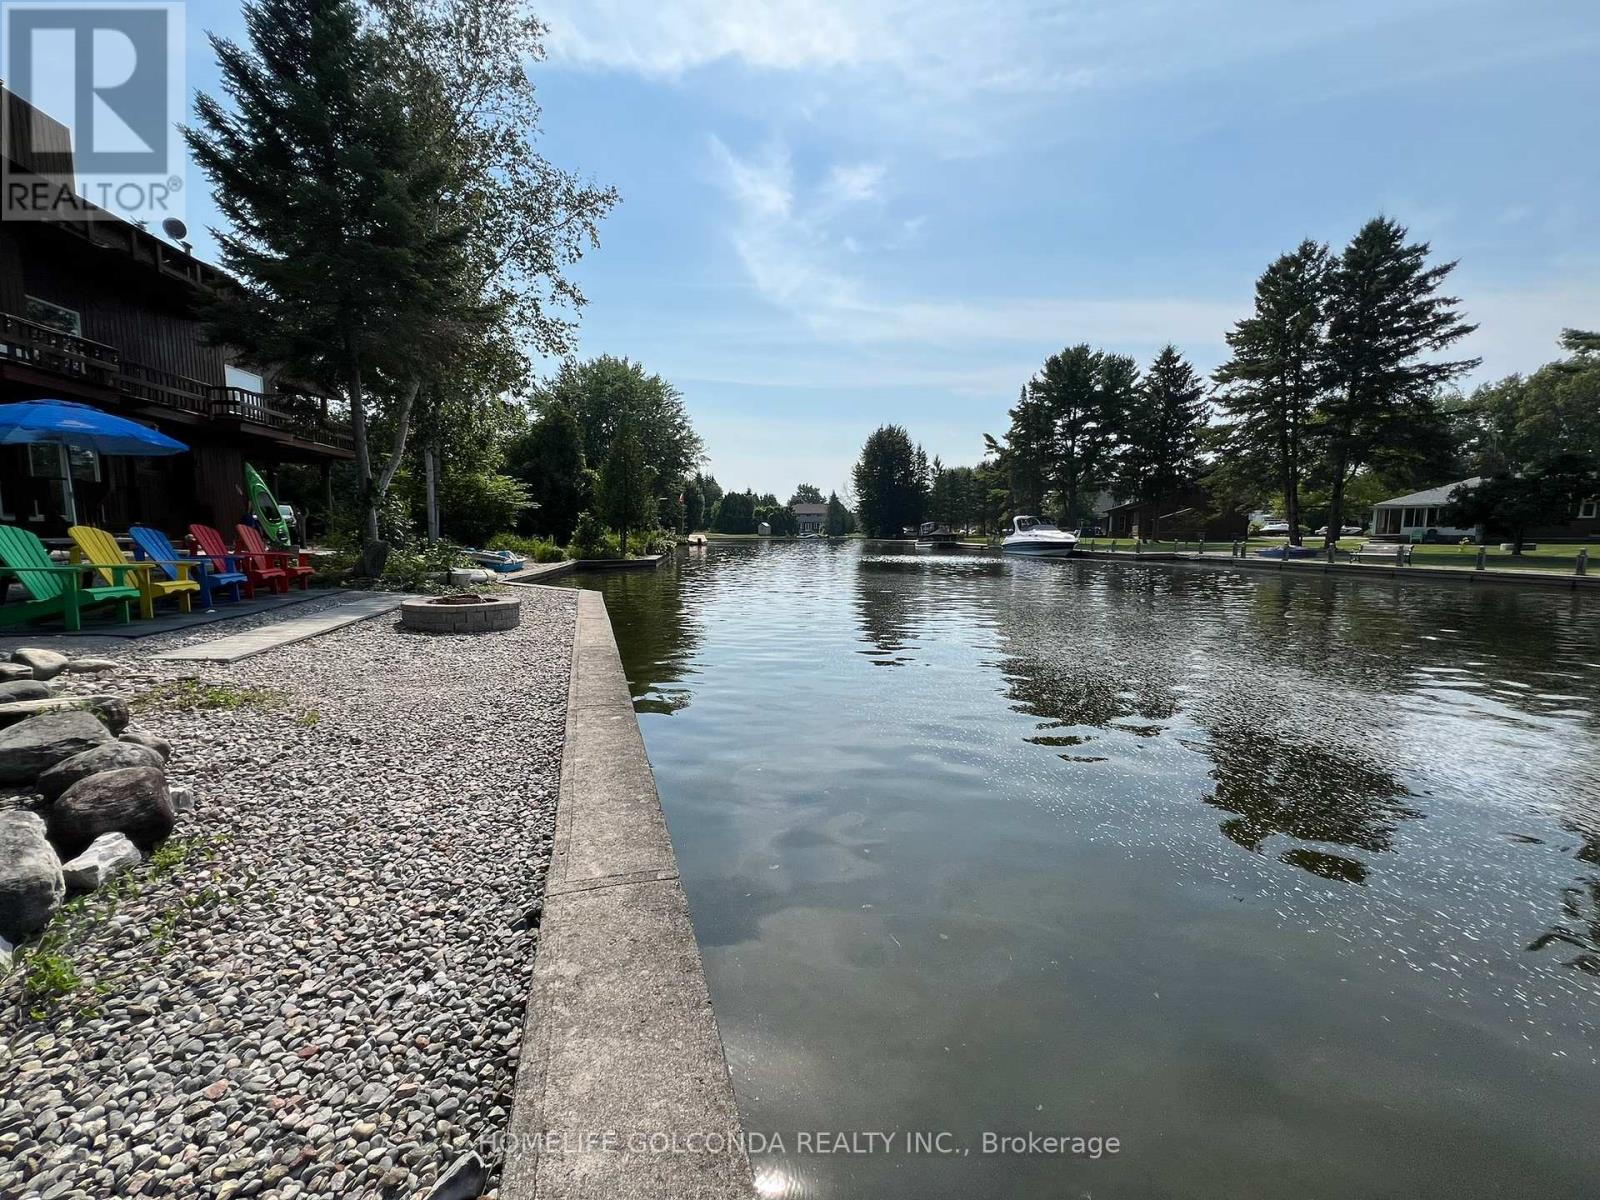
top-left (0, 525), bottom-right (140, 631)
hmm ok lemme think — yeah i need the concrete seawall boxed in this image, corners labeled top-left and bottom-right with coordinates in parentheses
top-left (501, 588), bottom-right (753, 1200)
top-left (1073, 548), bottom-right (1600, 592)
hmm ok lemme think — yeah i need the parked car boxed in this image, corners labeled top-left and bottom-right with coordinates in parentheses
top-left (1313, 524), bottom-right (1364, 537)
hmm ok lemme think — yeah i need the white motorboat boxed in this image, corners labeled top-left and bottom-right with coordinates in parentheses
top-left (1001, 515), bottom-right (1079, 557)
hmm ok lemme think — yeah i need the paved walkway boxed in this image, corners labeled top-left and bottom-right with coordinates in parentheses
top-left (501, 588), bottom-right (753, 1200)
top-left (153, 592), bottom-right (407, 662)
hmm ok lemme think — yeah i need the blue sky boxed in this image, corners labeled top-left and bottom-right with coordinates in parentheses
top-left (142, 2), bottom-right (1600, 494)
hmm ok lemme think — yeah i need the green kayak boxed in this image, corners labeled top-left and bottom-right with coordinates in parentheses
top-left (244, 462), bottom-right (292, 546)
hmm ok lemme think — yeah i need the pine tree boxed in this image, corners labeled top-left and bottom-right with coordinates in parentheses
top-left (999, 385), bottom-right (1051, 515)
top-left (824, 491), bottom-right (849, 537)
top-left (1211, 240), bottom-right (1330, 546)
top-left (188, 0), bottom-right (472, 564)
top-left (1318, 217), bottom-right (1479, 546)
top-left (1120, 345), bottom-right (1207, 504)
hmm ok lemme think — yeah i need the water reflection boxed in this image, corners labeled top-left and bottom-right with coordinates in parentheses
top-left (568, 545), bottom-right (1600, 1200)
top-left (1196, 722), bottom-right (1419, 872)
top-left (586, 558), bottom-right (703, 714)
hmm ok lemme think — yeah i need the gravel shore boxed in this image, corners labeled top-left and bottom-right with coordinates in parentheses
top-left (0, 586), bottom-right (577, 1200)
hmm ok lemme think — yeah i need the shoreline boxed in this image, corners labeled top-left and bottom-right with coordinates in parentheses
top-left (500, 588), bottom-right (752, 1199)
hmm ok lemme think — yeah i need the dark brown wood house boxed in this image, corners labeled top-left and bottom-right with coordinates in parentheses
top-left (0, 90), bottom-right (350, 541)
top-left (1104, 491), bottom-right (1249, 542)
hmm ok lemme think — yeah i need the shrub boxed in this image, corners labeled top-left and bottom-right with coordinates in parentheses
top-left (380, 539), bottom-right (472, 591)
top-left (639, 529), bottom-right (678, 556)
top-left (486, 532), bottom-right (566, 563)
top-left (568, 511), bottom-right (621, 560)
top-left (439, 470), bottom-right (534, 547)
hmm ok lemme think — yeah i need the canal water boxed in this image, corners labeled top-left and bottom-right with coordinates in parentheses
top-left (564, 542), bottom-right (1599, 1199)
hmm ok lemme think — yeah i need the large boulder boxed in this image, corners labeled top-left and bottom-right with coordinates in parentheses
top-left (0, 695), bottom-right (130, 734)
top-left (0, 680), bottom-right (51, 703)
top-left (37, 741), bottom-right (165, 800)
top-left (118, 727), bottom-right (172, 762)
top-left (0, 710), bottom-right (114, 785)
top-left (60, 832), bottom-right (141, 891)
top-left (63, 658), bottom-right (121, 675)
top-left (49, 766), bottom-right (173, 855)
top-left (9, 648), bottom-right (69, 681)
top-left (0, 811), bottom-right (64, 940)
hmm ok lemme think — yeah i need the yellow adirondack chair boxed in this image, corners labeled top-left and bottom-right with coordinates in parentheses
top-left (68, 525), bottom-right (199, 620)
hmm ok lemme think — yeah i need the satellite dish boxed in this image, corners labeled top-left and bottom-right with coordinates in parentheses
top-left (161, 217), bottom-right (188, 241)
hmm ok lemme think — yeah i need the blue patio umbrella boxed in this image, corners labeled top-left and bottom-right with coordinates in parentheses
top-left (0, 399), bottom-right (188, 525)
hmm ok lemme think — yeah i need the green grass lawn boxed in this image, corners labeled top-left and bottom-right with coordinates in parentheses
top-left (1074, 536), bottom-right (1596, 574)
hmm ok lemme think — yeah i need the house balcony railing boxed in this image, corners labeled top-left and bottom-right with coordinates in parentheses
top-left (118, 361), bottom-right (212, 416)
top-left (0, 306), bottom-right (350, 453)
top-left (0, 312), bottom-right (121, 389)
top-left (210, 385), bottom-right (352, 451)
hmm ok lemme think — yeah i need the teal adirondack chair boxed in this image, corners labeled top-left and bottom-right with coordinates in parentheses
top-left (0, 525), bottom-right (139, 631)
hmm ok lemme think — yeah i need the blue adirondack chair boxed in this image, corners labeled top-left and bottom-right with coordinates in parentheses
top-left (129, 525), bottom-right (249, 607)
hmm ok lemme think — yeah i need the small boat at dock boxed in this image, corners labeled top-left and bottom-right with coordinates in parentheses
top-left (915, 522), bottom-right (959, 549)
top-left (468, 549), bottom-right (528, 573)
top-left (1001, 516), bottom-right (1078, 557)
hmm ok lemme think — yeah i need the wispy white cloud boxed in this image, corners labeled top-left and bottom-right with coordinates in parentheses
top-left (824, 162), bottom-right (886, 206)
top-left (708, 137), bottom-right (1242, 355)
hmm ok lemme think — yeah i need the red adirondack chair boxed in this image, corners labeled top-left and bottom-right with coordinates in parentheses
top-left (235, 524), bottom-right (314, 590)
top-left (190, 523), bottom-right (285, 595)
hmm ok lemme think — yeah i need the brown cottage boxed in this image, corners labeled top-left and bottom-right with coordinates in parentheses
top-left (0, 90), bottom-right (351, 542)
top-left (1103, 491), bottom-right (1249, 542)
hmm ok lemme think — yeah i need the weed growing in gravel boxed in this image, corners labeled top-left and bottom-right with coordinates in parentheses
top-left (18, 944), bottom-right (81, 1019)
top-left (9, 834), bottom-right (230, 1021)
top-left (136, 678), bottom-right (289, 713)
top-left (295, 709), bottom-right (322, 727)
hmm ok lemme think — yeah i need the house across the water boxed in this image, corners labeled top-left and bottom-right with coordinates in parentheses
top-left (791, 502), bottom-right (827, 535)
top-left (0, 90), bottom-right (351, 541)
top-left (1370, 477), bottom-right (1600, 543)
top-left (1103, 492), bottom-right (1249, 541)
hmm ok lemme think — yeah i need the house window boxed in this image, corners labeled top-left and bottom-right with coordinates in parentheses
top-left (24, 295), bottom-right (82, 336)
top-left (225, 364), bottom-right (265, 393)
top-left (27, 444), bottom-right (99, 483)
top-left (1581, 498), bottom-right (1598, 520)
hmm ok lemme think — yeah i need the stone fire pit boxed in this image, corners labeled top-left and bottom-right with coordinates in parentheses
top-left (399, 592), bottom-right (522, 634)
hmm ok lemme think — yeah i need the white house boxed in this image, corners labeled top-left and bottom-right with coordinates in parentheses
top-left (1369, 478), bottom-right (1483, 541)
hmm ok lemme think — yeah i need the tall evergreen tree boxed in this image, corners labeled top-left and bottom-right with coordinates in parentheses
top-left (998, 384), bottom-right (1052, 515)
top-left (789, 483), bottom-right (824, 505)
top-left (1118, 345), bottom-right (1205, 504)
top-left (188, 0), bottom-right (477, 566)
top-left (1317, 217), bottom-right (1478, 546)
top-left (596, 428), bottom-right (654, 555)
top-left (1030, 346), bottom-right (1104, 524)
top-left (852, 425), bottom-right (926, 537)
top-left (1210, 240), bottom-right (1330, 546)
top-left (503, 401), bottom-right (589, 542)
top-left (824, 491), bottom-right (850, 537)
top-left (682, 478), bottom-right (705, 533)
